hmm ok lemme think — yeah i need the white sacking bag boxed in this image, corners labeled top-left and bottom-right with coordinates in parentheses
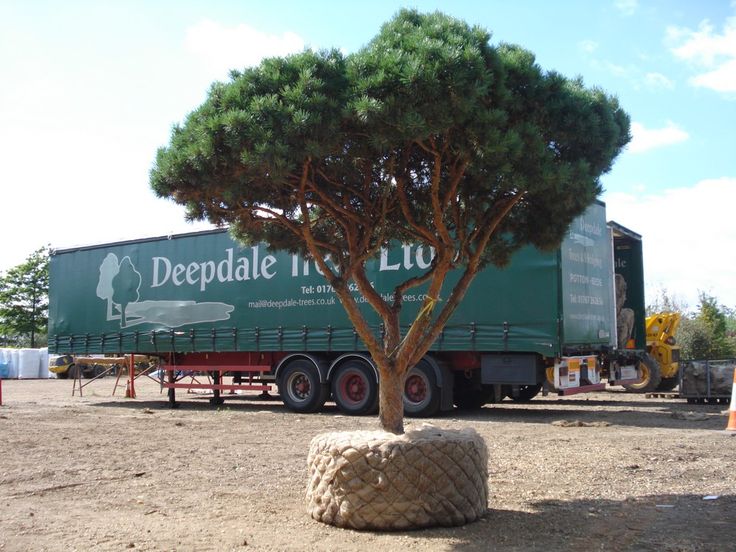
top-left (38, 347), bottom-right (50, 378)
top-left (6, 349), bottom-right (19, 379)
top-left (18, 348), bottom-right (41, 379)
top-left (0, 348), bottom-right (8, 378)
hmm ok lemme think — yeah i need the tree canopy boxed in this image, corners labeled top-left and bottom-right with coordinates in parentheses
top-left (151, 10), bottom-right (630, 433)
top-left (0, 247), bottom-right (49, 348)
top-left (678, 292), bottom-right (735, 360)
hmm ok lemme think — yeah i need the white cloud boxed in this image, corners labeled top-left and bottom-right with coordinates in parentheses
top-left (690, 58), bottom-right (736, 92)
top-left (604, 177), bottom-right (736, 309)
top-left (627, 121), bottom-right (689, 153)
top-left (603, 60), bottom-right (629, 77)
top-left (668, 16), bottom-right (736, 93)
top-left (185, 19), bottom-right (305, 82)
top-left (578, 40), bottom-right (599, 54)
top-left (589, 59), bottom-right (676, 92)
top-left (614, 0), bottom-right (638, 16)
top-left (0, 123), bottom-right (216, 272)
top-left (644, 72), bottom-right (674, 90)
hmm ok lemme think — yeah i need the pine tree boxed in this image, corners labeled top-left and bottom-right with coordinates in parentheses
top-left (150, 10), bottom-right (630, 433)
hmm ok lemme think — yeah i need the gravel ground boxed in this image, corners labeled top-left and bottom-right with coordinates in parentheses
top-left (0, 377), bottom-right (734, 552)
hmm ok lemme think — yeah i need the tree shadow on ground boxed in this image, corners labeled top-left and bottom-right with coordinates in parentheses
top-left (448, 398), bottom-right (729, 431)
top-left (92, 393), bottom-right (346, 416)
top-left (94, 395), bottom-right (284, 413)
top-left (91, 389), bottom-right (729, 431)
top-left (389, 493), bottom-right (736, 552)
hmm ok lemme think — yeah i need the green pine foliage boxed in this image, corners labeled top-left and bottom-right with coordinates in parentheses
top-left (151, 10), bottom-right (630, 269)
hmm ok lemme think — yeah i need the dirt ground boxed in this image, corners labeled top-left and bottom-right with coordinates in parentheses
top-left (1, 377), bottom-right (734, 552)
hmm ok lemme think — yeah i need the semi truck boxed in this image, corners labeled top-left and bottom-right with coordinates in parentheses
top-left (48, 201), bottom-right (649, 416)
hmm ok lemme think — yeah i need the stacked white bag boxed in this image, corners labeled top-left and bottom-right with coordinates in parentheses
top-left (18, 348), bottom-right (41, 379)
top-left (0, 348), bottom-right (9, 378)
top-left (1, 348), bottom-right (20, 378)
top-left (39, 347), bottom-right (50, 378)
top-left (0, 347), bottom-right (54, 378)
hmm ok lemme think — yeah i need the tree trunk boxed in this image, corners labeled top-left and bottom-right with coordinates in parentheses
top-left (378, 361), bottom-right (407, 434)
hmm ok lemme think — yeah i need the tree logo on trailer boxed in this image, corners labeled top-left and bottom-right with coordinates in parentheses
top-left (96, 253), bottom-right (234, 328)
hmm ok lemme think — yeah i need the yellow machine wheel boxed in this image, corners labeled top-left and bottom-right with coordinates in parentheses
top-left (624, 353), bottom-right (661, 393)
top-left (546, 366), bottom-right (555, 387)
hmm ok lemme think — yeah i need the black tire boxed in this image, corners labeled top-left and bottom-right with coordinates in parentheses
top-left (66, 364), bottom-right (80, 380)
top-left (454, 388), bottom-right (490, 410)
top-left (278, 359), bottom-right (329, 413)
top-left (506, 383), bottom-right (543, 402)
top-left (331, 360), bottom-right (379, 415)
top-left (403, 360), bottom-right (441, 418)
top-left (82, 365), bottom-right (98, 379)
top-left (453, 376), bottom-right (491, 410)
top-left (656, 377), bottom-right (679, 392)
top-left (624, 353), bottom-right (662, 393)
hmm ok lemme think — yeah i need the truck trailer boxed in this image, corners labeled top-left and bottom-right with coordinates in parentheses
top-left (48, 201), bottom-right (648, 416)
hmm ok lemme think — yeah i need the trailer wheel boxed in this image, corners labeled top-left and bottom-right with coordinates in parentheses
top-left (624, 353), bottom-right (661, 393)
top-left (278, 359), bottom-right (329, 413)
top-left (453, 376), bottom-right (491, 410)
top-left (656, 377), bottom-right (679, 392)
top-left (83, 365), bottom-right (99, 379)
top-left (331, 360), bottom-right (378, 415)
top-left (506, 384), bottom-right (543, 402)
top-left (453, 389), bottom-right (491, 410)
top-left (403, 360), bottom-right (441, 418)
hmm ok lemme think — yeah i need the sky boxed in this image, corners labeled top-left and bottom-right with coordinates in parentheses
top-left (1, 0), bottom-right (734, 310)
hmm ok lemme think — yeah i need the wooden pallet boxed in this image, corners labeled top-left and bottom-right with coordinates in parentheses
top-left (645, 392), bottom-right (680, 399)
top-left (645, 391), bottom-right (731, 404)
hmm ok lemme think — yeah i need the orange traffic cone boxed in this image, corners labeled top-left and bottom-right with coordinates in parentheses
top-left (726, 367), bottom-right (736, 432)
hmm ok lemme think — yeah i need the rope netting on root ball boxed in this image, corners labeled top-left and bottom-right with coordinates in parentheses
top-left (306, 426), bottom-right (489, 530)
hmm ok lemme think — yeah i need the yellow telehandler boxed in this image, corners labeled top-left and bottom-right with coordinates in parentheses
top-left (624, 312), bottom-right (681, 392)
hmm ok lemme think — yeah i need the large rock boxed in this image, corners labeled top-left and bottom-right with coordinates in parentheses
top-left (306, 426), bottom-right (488, 530)
top-left (681, 360), bottom-right (735, 397)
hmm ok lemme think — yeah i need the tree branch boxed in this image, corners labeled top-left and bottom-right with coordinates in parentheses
top-left (429, 150), bottom-right (453, 248)
top-left (395, 173), bottom-right (441, 248)
top-left (441, 158), bottom-right (468, 211)
top-left (296, 160), bottom-right (387, 360)
top-left (412, 192), bottom-right (526, 359)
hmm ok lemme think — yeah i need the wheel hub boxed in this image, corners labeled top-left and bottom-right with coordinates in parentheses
top-left (344, 374), bottom-right (365, 402)
top-left (405, 375), bottom-right (426, 403)
top-left (292, 374), bottom-right (310, 399)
